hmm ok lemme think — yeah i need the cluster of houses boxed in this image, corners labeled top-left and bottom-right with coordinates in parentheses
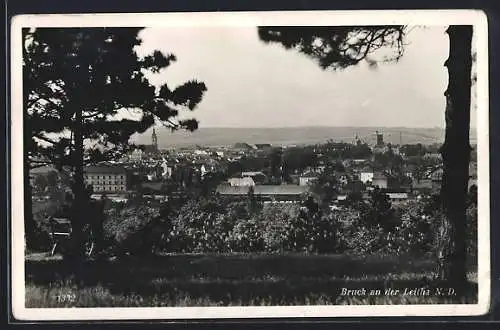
top-left (216, 168), bottom-right (394, 206)
top-left (29, 129), bottom-right (478, 208)
top-left (214, 160), bottom-right (478, 207)
top-left (30, 157), bottom-right (477, 208)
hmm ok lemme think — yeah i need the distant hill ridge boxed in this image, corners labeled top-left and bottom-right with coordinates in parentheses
top-left (133, 126), bottom-right (477, 148)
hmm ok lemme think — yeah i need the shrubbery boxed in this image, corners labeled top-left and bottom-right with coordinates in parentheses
top-left (229, 219), bottom-right (266, 252)
top-left (25, 221), bottom-right (53, 253)
top-left (90, 192), bottom-right (478, 258)
top-left (172, 208), bottom-right (234, 253)
top-left (259, 205), bottom-right (298, 253)
top-left (103, 205), bottom-right (162, 254)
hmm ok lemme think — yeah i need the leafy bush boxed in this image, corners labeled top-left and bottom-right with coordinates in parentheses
top-left (25, 221), bottom-right (53, 253)
top-left (260, 204), bottom-right (299, 253)
top-left (103, 205), bottom-right (161, 254)
top-left (229, 219), bottom-right (265, 252)
top-left (390, 207), bottom-right (433, 256)
top-left (334, 200), bottom-right (435, 256)
top-left (169, 198), bottom-right (234, 253)
top-left (249, 204), bottom-right (338, 254)
top-left (95, 192), bottom-right (477, 258)
top-left (28, 198), bottom-right (69, 252)
top-left (336, 213), bottom-right (387, 255)
top-left (281, 208), bottom-right (338, 253)
top-left (165, 200), bottom-right (342, 254)
top-left (306, 211), bottom-right (339, 253)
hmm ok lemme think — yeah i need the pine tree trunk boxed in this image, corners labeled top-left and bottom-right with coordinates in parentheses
top-left (436, 25), bottom-right (473, 297)
top-left (70, 104), bottom-right (86, 260)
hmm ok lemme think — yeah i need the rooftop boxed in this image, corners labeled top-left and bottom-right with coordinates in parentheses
top-left (142, 182), bottom-right (163, 191)
top-left (217, 184), bottom-right (309, 196)
top-left (241, 171), bottom-right (267, 177)
top-left (386, 192), bottom-right (409, 199)
top-left (254, 144), bottom-right (272, 149)
top-left (84, 166), bottom-right (126, 174)
top-left (300, 170), bottom-right (318, 177)
top-left (373, 172), bottom-right (388, 180)
top-left (234, 143), bottom-right (253, 149)
top-left (30, 165), bottom-right (57, 174)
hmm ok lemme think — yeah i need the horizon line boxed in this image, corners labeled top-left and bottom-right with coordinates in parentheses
top-left (155, 125), bottom-right (479, 130)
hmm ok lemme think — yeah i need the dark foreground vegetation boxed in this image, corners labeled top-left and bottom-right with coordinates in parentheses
top-left (25, 253), bottom-right (477, 307)
top-left (26, 186), bottom-right (478, 307)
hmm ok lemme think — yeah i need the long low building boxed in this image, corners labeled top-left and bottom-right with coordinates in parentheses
top-left (386, 192), bottom-right (409, 204)
top-left (84, 165), bottom-right (127, 193)
top-left (216, 184), bottom-right (309, 201)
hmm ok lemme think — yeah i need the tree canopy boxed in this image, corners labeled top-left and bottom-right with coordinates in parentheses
top-left (258, 26), bottom-right (406, 70)
top-left (24, 27), bottom-right (207, 170)
top-left (23, 27), bottom-right (208, 257)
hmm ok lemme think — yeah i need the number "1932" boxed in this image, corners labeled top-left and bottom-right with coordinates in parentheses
top-left (55, 293), bottom-right (76, 303)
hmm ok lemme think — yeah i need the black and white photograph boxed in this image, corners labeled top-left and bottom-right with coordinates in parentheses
top-left (10, 10), bottom-right (490, 320)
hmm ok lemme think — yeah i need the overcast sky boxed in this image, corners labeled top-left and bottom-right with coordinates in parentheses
top-left (133, 26), bottom-right (476, 129)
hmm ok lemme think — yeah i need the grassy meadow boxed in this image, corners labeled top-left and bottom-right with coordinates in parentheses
top-left (25, 253), bottom-right (478, 308)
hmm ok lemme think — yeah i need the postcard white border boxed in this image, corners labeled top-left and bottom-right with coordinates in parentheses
top-left (10, 9), bottom-right (490, 320)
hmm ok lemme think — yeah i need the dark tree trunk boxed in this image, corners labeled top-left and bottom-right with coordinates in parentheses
top-left (436, 25), bottom-right (473, 296)
top-left (68, 103), bottom-right (86, 260)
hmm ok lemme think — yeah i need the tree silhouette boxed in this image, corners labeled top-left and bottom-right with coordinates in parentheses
top-left (259, 25), bottom-right (474, 293)
top-left (363, 187), bottom-right (396, 232)
top-left (258, 26), bottom-right (405, 69)
top-left (23, 28), bottom-right (207, 257)
top-left (267, 147), bottom-right (283, 182)
top-left (246, 185), bottom-right (258, 215)
top-left (311, 164), bottom-right (339, 207)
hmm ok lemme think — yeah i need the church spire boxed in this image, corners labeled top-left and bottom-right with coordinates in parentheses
top-left (152, 126), bottom-right (158, 150)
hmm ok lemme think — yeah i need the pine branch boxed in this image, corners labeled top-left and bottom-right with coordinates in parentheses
top-left (26, 98), bottom-right (41, 111)
top-left (162, 119), bottom-right (180, 130)
top-left (33, 134), bottom-right (59, 145)
top-left (26, 96), bottom-right (62, 112)
top-left (25, 27), bottom-right (207, 195)
top-left (29, 158), bottom-right (53, 164)
top-left (29, 163), bottom-right (52, 170)
top-left (82, 111), bottom-right (102, 119)
top-left (28, 159), bottom-right (53, 169)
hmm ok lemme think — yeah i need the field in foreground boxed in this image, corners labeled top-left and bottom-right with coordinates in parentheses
top-left (25, 253), bottom-right (477, 307)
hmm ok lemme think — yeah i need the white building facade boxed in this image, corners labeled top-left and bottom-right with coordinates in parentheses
top-left (228, 177), bottom-right (255, 187)
top-left (360, 171), bottom-right (374, 183)
top-left (299, 176), bottom-right (318, 186)
top-left (84, 166), bottom-right (127, 193)
top-left (130, 149), bottom-right (143, 162)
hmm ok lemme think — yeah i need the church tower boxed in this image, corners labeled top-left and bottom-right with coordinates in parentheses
top-left (152, 127), bottom-right (158, 151)
top-left (375, 130), bottom-right (384, 147)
